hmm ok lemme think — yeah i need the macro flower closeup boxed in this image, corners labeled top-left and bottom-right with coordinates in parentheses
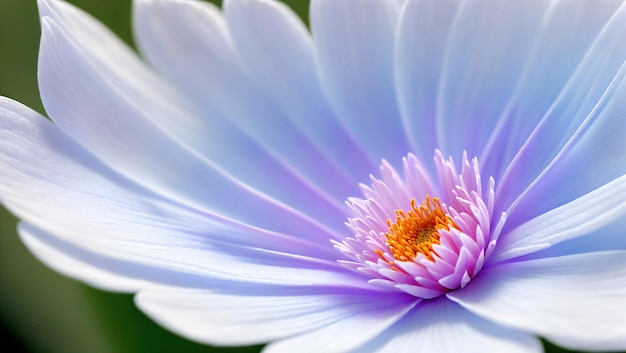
top-left (1, 0), bottom-right (626, 352)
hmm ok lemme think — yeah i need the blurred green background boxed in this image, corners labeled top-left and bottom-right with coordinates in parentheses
top-left (0, 1), bottom-right (615, 353)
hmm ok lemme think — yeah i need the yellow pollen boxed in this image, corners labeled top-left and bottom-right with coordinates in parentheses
top-left (384, 197), bottom-right (458, 262)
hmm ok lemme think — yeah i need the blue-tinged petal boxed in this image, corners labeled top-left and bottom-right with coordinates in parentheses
top-left (493, 175), bottom-right (626, 262)
top-left (394, 0), bottom-right (461, 168)
top-left (448, 252), bottom-right (626, 351)
top-left (18, 223), bottom-right (201, 292)
top-left (310, 0), bottom-right (410, 162)
top-left (133, 0), bottom-right (362, 207)
top-left (497, 1), bottom-right (626, 221)
top-left (435, 0), bottom-right (552, 159)
top-left (136, 286), bottom-right (416, 348)
top-left (480, 0), bottom-right (624, 182)
top-left (262, 298), bottom-right (415, 353)
top-left (506, 64), bottom-right (626, 224)
top-left (350, 298), bottom-right (541, 353)
top-left (19, 221), bottom-right (368, 291)
top-left (37, 4), bottom-right (343, 239)
top-left (222, 0), bottom-right (375, 182)
top-left (0, 98), bottom-right (368, 288)
top-left (527, 213), bottom-right (626, 259)
top-left (131, 0), bottom-right (237, 105)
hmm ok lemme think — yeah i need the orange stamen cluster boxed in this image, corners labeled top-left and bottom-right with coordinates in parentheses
top-left (385, 197), bottom-right (458, 262)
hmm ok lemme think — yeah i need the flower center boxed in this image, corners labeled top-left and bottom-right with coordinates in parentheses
top-left (384, 197), bottom-right (459, 262)
top-left (336, 151), bottom-right (505, 299)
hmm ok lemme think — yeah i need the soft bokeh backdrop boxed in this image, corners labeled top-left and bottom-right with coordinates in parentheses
top-left (0, 1), bottom-right (615, 352)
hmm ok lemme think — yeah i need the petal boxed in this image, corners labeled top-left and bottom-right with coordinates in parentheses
top-left (263, 300), bottom-right (416, 353)
top-left (449, 252), bottom-right (626, 351)
top-left (480, 0), bottom-right (625, 181)
top-left (0, 98), bottom-right (365, 288)
top-left (435, 0), bottom-right (552, 159)
top-left (18, 223), bottom-right (195, 292)
top-left (18, 219), bottom-right (363, 292)
top-left (310, 0), bottom-right (410, 161)
top-left (527, 213), bottom-right (626, 259)
top-left (394, 0), bottom-right (461, 167)
top-left (493, 174), bottom-right (626, 262)
top-left (131, 0), bottom-right (239, 106)
top-left (133, 0), bottom-right (364, 206)
top-left (0, 97), bottom-right (327, 255)
top-left (38, 1), bottom-right (343, 239)
top-left (497, 0), bottom-right (626, 220)
top-left (507, 65), bottom-right (626, 224)
top-left (21, 219), bottom-right (368, 290)
top-left (222, 0), bottom-right (375, 181)
top-left (352, 298), bottom-right (541, 353)
top-left (136, 286), bottom-right (416, 348)
top-left (47, 0), bottom-right (349, 212)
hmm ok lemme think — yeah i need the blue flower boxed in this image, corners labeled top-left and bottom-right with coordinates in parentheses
top-left (1, 0), bottom-right (625, 352)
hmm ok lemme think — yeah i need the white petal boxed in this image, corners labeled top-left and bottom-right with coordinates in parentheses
top-left (18, 218), bottom-right (362, 291)
top-left (19, 223), bottom-right (186, 292)
top-left (508, 65), bottom-right (626, 223)
top-left (263, 298), bottom-right (416, 353)
top-left (480, 0), bottom-right (625, 181)
top-left (134, 0), bottom-right (365, 207)
top-left (132, 0), bottom-right (239, 106)
top-left (528, 213), bottom-right (626, 259)
top-left (494, 175), bottom-right (626, 262)
top-left (0, 95), bottom-right (333, 256)
top-left (38, 5), bottom-right (342, 239)
top-left (223, 0), bottom-right (375, 182)
top-left (21, 217), bottom-right (367, 289)
top-left (449, 252), bottom-right (626, 351)
top-left (395, 0), bottom-right (461, 167)
top-left (0, 95), bottom-right (332, 257)
top-left (353, 298), bottom-right (541, 353)
top-left (136, 287), bottom-right (416, 348)
top-left (311, 0), bottom-right (409, 161)
top-left (0, 98), bottom-right (365, 288)
top-left (497, 1), bottom-right (626, 220)
top-left (435, 0), bottom-right (552, 158)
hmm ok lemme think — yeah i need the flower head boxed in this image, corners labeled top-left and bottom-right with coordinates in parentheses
top-left (338, 151), bottom-right (505, 299)
top-left (1, 0), bottom-right (626, 352)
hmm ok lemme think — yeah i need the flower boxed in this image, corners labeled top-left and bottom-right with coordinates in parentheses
top-left (1, 0), bottom-right (625, 352)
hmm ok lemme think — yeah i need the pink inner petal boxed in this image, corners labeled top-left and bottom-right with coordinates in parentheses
top-left (336, 150), bottom-right (506, 299)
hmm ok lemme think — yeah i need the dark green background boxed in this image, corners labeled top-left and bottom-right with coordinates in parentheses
top-left (0, 1), bottom-right (614, 352)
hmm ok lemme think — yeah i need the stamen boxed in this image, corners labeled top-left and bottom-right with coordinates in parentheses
top-left (337, 152), bottom-right (498, 298)
top-left (385, 197), bottom-right (458, 262)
